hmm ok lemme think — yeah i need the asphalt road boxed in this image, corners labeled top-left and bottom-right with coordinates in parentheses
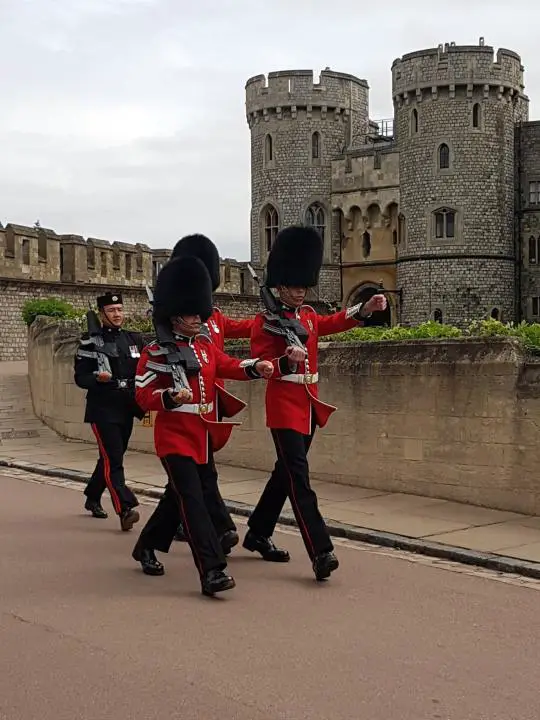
top-left (1, 471), bottom-right (540, 720)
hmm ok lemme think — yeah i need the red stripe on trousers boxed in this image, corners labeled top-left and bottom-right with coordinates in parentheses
top-left (91, 424), bottom-right (122, 515)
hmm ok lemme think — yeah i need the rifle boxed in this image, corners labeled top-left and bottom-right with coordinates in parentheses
top-left (247, 264), bottom-right (308, 349)
top-left (86, 307), bottom-right (118, 377)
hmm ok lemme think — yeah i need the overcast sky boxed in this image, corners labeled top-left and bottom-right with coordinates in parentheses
top-left (1, 0), bottom-right (538, 260)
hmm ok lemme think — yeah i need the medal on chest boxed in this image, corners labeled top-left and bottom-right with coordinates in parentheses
top-left (200, 348), bottom-right (209, 364)
top-left (129, 345), bottom-right (140, 358)
top-left (306, 318), bottom-right (313, 333)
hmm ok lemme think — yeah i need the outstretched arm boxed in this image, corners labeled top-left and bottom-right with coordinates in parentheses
top-left (222, 315), bottom-right (254, 340)
top-left (316, 304), bottom-right (365, 337)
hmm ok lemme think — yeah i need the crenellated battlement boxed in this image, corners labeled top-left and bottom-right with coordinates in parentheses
top-left (245, 68), bottom-right (369, 127)
top-left (0, 222), bottom-right (254, 296)
top-left (392, 38), bottom-right (526, 103)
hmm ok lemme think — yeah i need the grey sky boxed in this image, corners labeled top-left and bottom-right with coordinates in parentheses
top-left (1, 0), bottom-right (538, 260)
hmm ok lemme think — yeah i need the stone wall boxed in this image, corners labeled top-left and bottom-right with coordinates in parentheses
top-left (1, 278), bottom-right (263, 361)
top-left (27, 317), bottom-right (540, 515)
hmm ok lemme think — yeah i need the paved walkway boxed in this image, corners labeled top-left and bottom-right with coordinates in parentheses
top-left (3, 361), bottom-right (540, 567)
top-left (2, 472), bottom-right (540, 720)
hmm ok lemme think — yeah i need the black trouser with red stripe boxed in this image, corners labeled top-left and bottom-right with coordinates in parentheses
top-left (85, 420), bottom-right (139, 515)
top-left (247, 423), bottom-right (333, 559)
top-left (137, 454), bottom-right (226, 575)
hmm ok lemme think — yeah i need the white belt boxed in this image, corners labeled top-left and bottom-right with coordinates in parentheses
top-left (171, 401), bottom-right (214, 415)
top-left (280, 372), bottom-right (318, 385)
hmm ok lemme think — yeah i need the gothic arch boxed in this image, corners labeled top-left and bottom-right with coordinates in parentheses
top-left (259, 202), bottom-right (280, 256)
top-left (347, 282), bottom-right (392, 327)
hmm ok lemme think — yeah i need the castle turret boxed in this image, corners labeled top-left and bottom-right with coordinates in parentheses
top-left (392, 39), bottom-right (529, 325)
top-left (246, 69), bottom-right (369, 301)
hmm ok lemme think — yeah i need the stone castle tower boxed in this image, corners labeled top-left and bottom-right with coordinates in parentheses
top-left (245, 69), bottom-right (369, 301)
top-left (392, 40), bottom-right (529, 325)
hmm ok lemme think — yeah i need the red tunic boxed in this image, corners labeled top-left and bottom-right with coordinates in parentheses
top-left (205, 307), bottom-right (254, 417)
top-left (250, 304), bottom-right (362, 435)
top-left (135, 335), bottom-right (285, 464)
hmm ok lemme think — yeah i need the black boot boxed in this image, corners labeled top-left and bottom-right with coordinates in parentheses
top-left (120, 508), bottom-right (140, 532)
top-left (313, 551), bottom-right (339, 581)
top-left (201, 568), bottom-right (236, 596)
top-left (220, 530), bottom-right (239, 556)
top-left (84, 498), bottom-right (108, 519)
top-left (243, 530), bottom-right (290, 562)
top-left (132, 543), bottom-right (165, 576)
top-left (174, 523), bottom-right (187, 542)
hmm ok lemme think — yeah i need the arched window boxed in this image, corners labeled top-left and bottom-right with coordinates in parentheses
top-left (392, 229), bottom-right (397, 246)
top-left (472, 103), bottom-right (481, 129)
top-left (438, 143), bottom-right (450, 169)
top-left (411, 109), bottom-right (418, 134)
top-left (362, 231), bottom-right (371, 258)
top-left (264, 134), bottom-right (273, 163)
top-left (434, 207), bottom-right (456, 239)
top-left (305, 203), bottom-right (326, 242)
top-left (262, 205), bottom-right (278, 252)
top-left (433, 308), bottom-right (443, 323)
top-left (490, 308), bottom-right (500, 320)
top-left (311, 132), bottom-right (320, 159)
top-left (529, 236), bottom-right (538, 264)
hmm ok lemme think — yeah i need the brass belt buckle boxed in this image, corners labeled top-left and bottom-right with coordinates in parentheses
top-left (304, 373), bottom-right (313, 384)
top-left (199, 403), bottom-right (209, 414)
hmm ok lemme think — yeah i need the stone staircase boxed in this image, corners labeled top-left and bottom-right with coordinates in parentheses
top-left (0, 361), bottom-right (56, 446)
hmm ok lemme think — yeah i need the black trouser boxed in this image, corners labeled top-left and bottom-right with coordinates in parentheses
top-left (137, 454), bottom-right (227, 575)
top-left (248, 424), bottom-right (333, 560)
top-left (85, 419), bottom-right (139, 515)
top-left (176, 443), bottom-right (236, 537)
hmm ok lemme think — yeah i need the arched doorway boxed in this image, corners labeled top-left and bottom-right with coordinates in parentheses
top-left (351, 285), bottom-right (392, 327)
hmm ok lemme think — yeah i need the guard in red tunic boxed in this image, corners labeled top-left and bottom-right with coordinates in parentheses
top-left (167, 234), bottom-right (254, 548)
top-left (243, 225), bottom-right (387, 581)
top-left (131, 256), bottom-right (300, 596)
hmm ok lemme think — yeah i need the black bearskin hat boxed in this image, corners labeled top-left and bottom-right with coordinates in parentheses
top-left (170, 234), bottom-right (221, 291)
top-left (152, 256), bottom-right (213, 322)
top-left (265, 225), bottom-right (324, 288)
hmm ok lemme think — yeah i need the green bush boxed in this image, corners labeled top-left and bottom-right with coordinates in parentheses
top-left (21, 298), bottom-right (79, 327)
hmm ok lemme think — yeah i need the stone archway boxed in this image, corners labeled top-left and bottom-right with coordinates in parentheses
top-left (351, 284), bottom-right (392, 327)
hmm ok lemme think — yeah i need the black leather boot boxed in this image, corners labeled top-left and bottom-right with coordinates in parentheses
top-left (132, 543), bottom-right (165, 576)
top-left (219, 530), bottom-right (239, 556)
top-left (313, 551), bottom-right (339, 581)
top-left (120, 508), bottom-right (140, 532)
top-left (243, 531), bottom-right (290, 562)
top-left (201, 569), bottom-right (236, 596)
top-left (84, 498), bottom-right (108, 519)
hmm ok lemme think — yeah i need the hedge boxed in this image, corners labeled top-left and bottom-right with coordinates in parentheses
top-left (21, 299), bottom-right (540, 352)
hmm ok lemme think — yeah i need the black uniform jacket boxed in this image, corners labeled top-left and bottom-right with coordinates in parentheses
top-left (74, 326), bottom-right (146, 424)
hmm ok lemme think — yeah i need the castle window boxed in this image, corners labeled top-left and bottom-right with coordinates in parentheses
top-left (532, 297), bottom-right (540, 317)
top-left (490, 308), bottom-right (500, 320)
top-left (125, 253), bottom-right (132, 280)
top-left (438, 143), bottom-right (450, 169)
top-left (530, 181), bottom-right (540, 205)
top-left (262, 205), bottom-right (279, 253)
top-left (472, 103), bottom-right (481, 129)
top-left (305, 203), bottom-right (326, 243)
top-left (100, 252), bottom-right (107, 276)
top-left (38, 232), bottom-right (47, 262)
top-left (136, 253), bottom-right (143, 273)
top-left (398, 213), bottom-right (406, 245)
top-left (529, 236), bottom-right (539, 264)
top-left (87, 245), bottom-right (95, 269)
top-left (362, 231), bottom-right (371, 258)
top-left (434, 208), bottom-right (456, 240)
top-left (433, 308), bottom-right (443, 323)
top-left (374, 153), bottom-right (381, 170)
top-left (264, 134), bottom-right (273, 163)
top-left (411, 109), bottom-right (418, 134)
top-left (392, 229), bottom-right (397, 246)
top-left (224, 262), bottom-right (231, 284)
top-left (21, 238), bottom-right (30, 265)
top-left (240, 270), bottom-right (246, 295)
top-left (112, 248), bottom-right (120, 270)
top-left (311, 132), bottom-right (320, 160)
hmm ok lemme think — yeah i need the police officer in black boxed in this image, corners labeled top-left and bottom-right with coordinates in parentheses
top-left (74, 291), bottom-right (145, 531)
